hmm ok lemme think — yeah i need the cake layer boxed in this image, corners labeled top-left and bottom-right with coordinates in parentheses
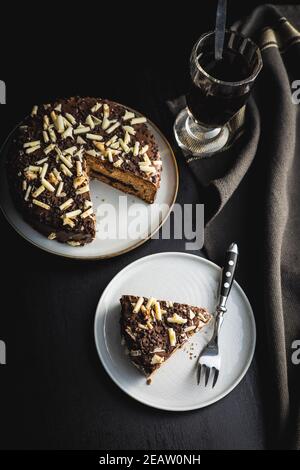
top-left (120, 295), bottom-right (211, 379)
top-left (7, 97), bottom-right (162, 245)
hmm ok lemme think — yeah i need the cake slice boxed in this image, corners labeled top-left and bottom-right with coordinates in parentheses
top-left (120, 295), bottom-right (211, 380)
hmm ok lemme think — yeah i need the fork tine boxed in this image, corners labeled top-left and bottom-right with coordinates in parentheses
top-left (204, 365), bottom-right (210, 386)
top-left (212, 368), bottom-right (219, 388)
top-left (197, 364), bottom-right (202, 385)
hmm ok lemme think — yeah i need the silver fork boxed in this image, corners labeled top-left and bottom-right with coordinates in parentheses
top-left (197, 242), bottom-right (238, 387)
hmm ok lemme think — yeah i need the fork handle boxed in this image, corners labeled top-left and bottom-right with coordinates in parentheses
top-left (219, 242), bottom-right (238, 305)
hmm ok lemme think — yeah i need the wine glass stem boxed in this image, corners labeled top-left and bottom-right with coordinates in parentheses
top-left (185, 114), bottom-right (221, 140)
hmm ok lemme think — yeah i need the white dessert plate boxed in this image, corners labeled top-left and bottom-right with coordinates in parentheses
top-left (0, 105), bottom-right (178, 259)
top-left (94, 252), bottom-right (256, 411)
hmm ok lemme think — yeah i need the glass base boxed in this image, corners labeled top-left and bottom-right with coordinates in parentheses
top-left (174, 107), bottom-right (229, 157)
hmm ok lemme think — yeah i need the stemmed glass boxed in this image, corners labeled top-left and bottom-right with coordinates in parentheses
top-left (174, 30), bottom-right (262, 156)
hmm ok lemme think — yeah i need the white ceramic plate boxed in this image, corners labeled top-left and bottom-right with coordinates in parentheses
top-left (94, 252), bottom-right (256, 411)
top-left (0, 108), bottom-right (178, 260)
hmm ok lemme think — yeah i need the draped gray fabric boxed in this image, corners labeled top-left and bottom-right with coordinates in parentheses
top-left (170, 4), bottom-right (300, 449)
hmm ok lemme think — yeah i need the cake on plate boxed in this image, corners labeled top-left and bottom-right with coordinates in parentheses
top-left (6, 97), bottom-right (162, 246)
top-left (120, 295), bottom-right (211, 381)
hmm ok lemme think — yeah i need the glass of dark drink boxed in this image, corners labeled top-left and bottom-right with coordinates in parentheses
top-left (174, 30), bottom-right (262, 156)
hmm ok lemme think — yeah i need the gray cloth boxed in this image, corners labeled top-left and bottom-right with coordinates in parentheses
top-left (169, 4), bottom-right (300, 449)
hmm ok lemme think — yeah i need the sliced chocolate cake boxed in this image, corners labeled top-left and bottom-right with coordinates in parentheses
top-left (6, 97), bottom-right (162, 246)
top-left (120, 295), bottom-right (211, 380)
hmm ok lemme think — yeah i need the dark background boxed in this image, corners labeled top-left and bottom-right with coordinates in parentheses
top-left (0, 0), bottom-right (298, 450)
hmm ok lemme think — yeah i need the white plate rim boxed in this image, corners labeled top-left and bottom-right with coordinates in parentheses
top-left (94, 251), bottom-right (256, 411)
top-left (0, 102), bottom-right (179, 260)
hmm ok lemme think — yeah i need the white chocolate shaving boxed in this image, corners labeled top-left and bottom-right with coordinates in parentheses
top-left (133, 141), bottom-right (140, 156)
top-left (76, 136), bottom-right (86, 145)
top-left (184, 325), bottom-right (196, 333)
top-left (91, 115), bottom-right (102, 125)
top-left (146, 297), bottom-right (156, 309)
top-left (119, 139), bottom-right (130, 153)
top-left (140, 144), bottom-right (149, 155)
top-left (50, 110), bottom-right (57, 123)
top-left (32, 185), bottom-right (45, 198)
top-left (56, 181), bottom-right (64, 196)
top-left (122, 125), bottom-right (136, 135)
top-left (63, 217), bottom-right (75, 228)
top-left (40, 163), bottom-right (49, 179)
top-left (91, 102), bottom-right (102, 113)
top-left (44, 143), bottom-right (56, 155)
top-left (113, 159), bottom-right (123, 168)
top-left (63, 117), bottom-right (72, 128)
top-left (189, 310), bottom-right (195, 320)
top-left (106, 122), bottom-right (120, 134)
top-left (143, 154), bottom-right (151, 164)
top-left (60, 164), bottom-right (73, 177)
top-left (151, 354), bottom-right (165, 365)
top-left (107, 149), bottom-right (113, 163)
top-left (59, 154), bottom-right (73, 169)
top-left (43, 131), bottom-right (49, 143)
top-left (48, 128), bottom-right (57, 143)
top-left (110, 141), bottom-right (120, 150)
top-left (27, 166), bottom-right (41, 172)
top-left (43, 115), bottom-right (50, 129)
top-left (123, 110), bottom-right (135, 121)
top-left (86, 133), bottom-right (103, 141)
top-left (154, 301), bottom-right (162, 321)
top-left (25, 145), bottom-right (40, 154)
top-left (65, 209), bottom-right (82, 219)
top-left (167, 313), bottom-right (187, 325)
top-left (131, 117), bottom-right (147, 125)
top-left (65, 113), bottom-right (76, 125)
top-left (85, 149), bottom-right (100, 158)
top-left (64, 146), bottom-right (77, 156)
top-left (168, 328), bottom-right (176, 347)
top-left (80, 207), bottom-right (93, 219)
top-left (62, 126), bottom-right (74, 140)
top-left (103, 103), bottom-right (110, 117)
top-left (24, 185), bottom-right (32, 201)
top-left (106, 134), bottom-right (118, 146)
top-left (133, 297), bottom-right (144, 314)
top-left (31, 105), bottom-right (38, 117)
top-left (41, 178), bottom-right (55, 192)
top-left (75, 185), bottom-right (89, 195)
top-left (101, 116), bottom-right (110, 130)
top-left (85, 115), bottom-right (95, 130)
top-left (76, 160), bottom-right (83, 176)
top-left (53, 168), bottom-right (62, 182)
top-left (55, 114), bottom-right (64, 133)
top-left (124, 131), bottom-right (130, 145)
top-left (74, 126), bottom-right (90, 135)
top-left (59, 198), bottom-right (73, 211)
top-left (23, 140), bottom-right (41, 148)
top-left (84, 200), bottom-right (92, 209)
top-left (32, 199), bottom-right (50, 210)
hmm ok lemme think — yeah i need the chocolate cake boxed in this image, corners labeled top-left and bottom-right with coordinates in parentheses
top-left (6, 98), bottom-right (162, 246)
top-left (120, 295), bottom-right (211, 380)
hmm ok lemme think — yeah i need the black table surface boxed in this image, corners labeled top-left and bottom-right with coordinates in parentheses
top-left (2, 0), bottom-right (292, 450)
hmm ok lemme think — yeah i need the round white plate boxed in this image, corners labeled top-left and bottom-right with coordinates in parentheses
top-left (94, 252), bottom-right (256, 411)
top-left (0, 108), bottom-right (178, 260)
